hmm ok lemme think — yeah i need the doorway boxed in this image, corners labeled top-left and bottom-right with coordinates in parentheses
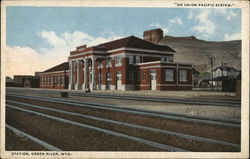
top-left (116, 72), bottom-right (122, 90)
top-left (150, 72), bottom-right (156, 90)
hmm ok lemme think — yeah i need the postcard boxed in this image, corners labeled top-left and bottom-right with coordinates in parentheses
top-left (1, 0), bottom-right (249, 158)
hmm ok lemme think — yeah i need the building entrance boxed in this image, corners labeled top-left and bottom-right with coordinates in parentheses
top-left (150, 72), bottom-right (156, 90)
top-left (116, 72), bottom-right (122, 90)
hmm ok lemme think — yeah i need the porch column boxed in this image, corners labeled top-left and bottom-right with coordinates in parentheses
top-left (83, 58), bottom-right (88, 90)
top-left (75, 60), bottom-right (80, 90)
top-left (68, 61), bottom-right (73, 90)
top-left (91, 57), bottom-right (97, 90)
top-left (176, 64), bottom-right (179, 86)
top-left (81, 58), bottom-right (87, 90)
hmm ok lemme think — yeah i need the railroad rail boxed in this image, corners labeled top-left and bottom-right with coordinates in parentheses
top-left (6, 99), bottom-right (240, 150)
top-left (6, 124), bottom-right (61, 151)
top-left (7, 93), bottom-right (241, 128)
top-left (6, 88), bottom-right (241, 107)
top-left (6, 104), bottom-right (188, 152)
top-left (6, 89), bottom-right (241, 151)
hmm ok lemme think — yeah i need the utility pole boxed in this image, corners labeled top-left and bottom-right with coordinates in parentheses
top-left (221, 61), bottom-right (224, 92)
top-left (64, 69), bottom-right (66, 89)
top-left (210, 56), bottom-right (214, 91)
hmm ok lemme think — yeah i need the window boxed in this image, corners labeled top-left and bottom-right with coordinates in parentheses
top-left (62, 76), bottom-right (65, 85)
top-left (98, 72), bottom-right (102, 84)
top-left (135, 56), bottom-right (140, 63)
top-left (142, 71), bottom-right (146, 81)
top-left (58, 76), bottom-right (61, 85)
top-left (115, 56), bottom-right (122, 65)
top-left (179, 70), bottom-right (187, 81)
top-left (150, 70), bottom-right (156, 80)
top-left (116, 72), bottom-right (121, 80)
top-left (98, 61), bottom-right (103, 68)
top-left (129, 56), bottom-right (134, 64)
top-left (107, 72), bottom-right (112, 81)
top-left (57, 76), bottom-right (60, 85)
top-left (129, 72), bottom-right (134, 81)
top-left (107, 58), bottom-right (112, 66)
top-left (161, 56), bottom-right (173, 62)
top-left (170, 56), bottom-right (174, 62)
top-left (165, 69), bottom-right (174, 81)
top-left (138, 70), bottom-right (141, 81)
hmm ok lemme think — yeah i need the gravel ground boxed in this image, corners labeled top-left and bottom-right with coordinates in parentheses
top-left (7, 87), bottom-right (239, 99)
top-left (92, 90), bottom-right (238, 100)
top-left (6, 100), bottom-right (239, 152)
top-left (8, 91), bottom-right (241, 119)
top-left (5, 129), bottom-right (47, 151)
top-left (7, 96), bottom-right (240, 144)
top-left (6, 108), bottom-right (164, 151)
top-left (71, 96), bottom-right (241, 119)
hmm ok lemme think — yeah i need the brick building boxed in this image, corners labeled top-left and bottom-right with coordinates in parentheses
top-left (68, 31), bottom-right (192, 91)
top-left (39, 62), bottom-right (69, 89)
top-left (13, 75), bottom-right (39, 88)
top-left (23, 77), bottom-right (40, 88)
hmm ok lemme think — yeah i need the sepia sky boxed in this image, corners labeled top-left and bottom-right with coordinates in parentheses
top-left (5, 7), bottom-right (241, 77)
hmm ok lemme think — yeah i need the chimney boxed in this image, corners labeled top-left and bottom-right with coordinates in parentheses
top-left (77, 45), bottom-right (87, 51)
top-left (143, 28), bottom-right (163, 44)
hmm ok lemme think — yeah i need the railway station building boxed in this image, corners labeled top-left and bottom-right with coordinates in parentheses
top-left (39, 62), bottom-right (69, 89)
top-left (68, 29), bottom-right (193, 91)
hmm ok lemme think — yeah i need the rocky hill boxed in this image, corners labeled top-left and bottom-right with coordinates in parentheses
top-left (159, 36), bottom-right (241, 72)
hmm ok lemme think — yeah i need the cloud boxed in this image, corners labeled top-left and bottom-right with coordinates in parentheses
top-left (215, 9), bottom-right (237, 20)
top-left (38, 31), bottom-right (67, 47)
top-left (169, 17), bottom-right (183, 25)
top-left (187, 11), bottom-right (193, 19)
top-left (5, 46), bottom-right (49, 78)
top-left (149, 23), bottom-right (169, 34)
top-left (224, 32), bottom-right (241, 41)
top-left (5, 31), bottom-right (122, 77)
top-left (226, 10), bottom-right (237, 20)
top-left (191, 10), bottom-right (216, 37)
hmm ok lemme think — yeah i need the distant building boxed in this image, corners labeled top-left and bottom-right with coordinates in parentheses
top-left (14, 75), bottom-right (33, 87)
top-left (39, 62), bottom-right (69, 89)
top-left (211, 66), bottom-right (240, 79)
top-left (6, 76), bottom-right (14, 87)
top-left (143, 28), bottom-right (163, 44)
top-left (23, 77), bottom-right (40, 88)
top-left (13, 75), bottom-right (39, 88)
top-left (210, 66), bottom-right (240, 92)
top-left (35, 72), bottom-right (41, 77)
top-left (68, 34), bottom-right (192, 91)
top-left (211, 66), bottom-right (240, 86)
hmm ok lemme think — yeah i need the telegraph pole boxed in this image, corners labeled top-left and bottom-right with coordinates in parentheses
top-left (210, 56), bottom-right (214, 91)
top-left (221, 61), bottom-right (224, 92)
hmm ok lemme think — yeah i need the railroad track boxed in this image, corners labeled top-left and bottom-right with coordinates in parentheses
top-left (6, 88), bottom-right (241, 107)
top-left (7, 93), bottom-right (240, 128)
top-left (6, 93), bottom-right (240, 151)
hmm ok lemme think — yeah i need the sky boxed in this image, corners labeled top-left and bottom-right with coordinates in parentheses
top-left (5, 7), bottom-right (241, 78)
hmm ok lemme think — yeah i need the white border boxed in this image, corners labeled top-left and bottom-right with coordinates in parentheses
top-left (1, 0), bottom-right (249, 159)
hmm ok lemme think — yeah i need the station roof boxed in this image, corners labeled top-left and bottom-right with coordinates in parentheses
top-left (95, 36), bottom-right (175, 52)
top-left (42, 62), bottom-right (69, 73)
